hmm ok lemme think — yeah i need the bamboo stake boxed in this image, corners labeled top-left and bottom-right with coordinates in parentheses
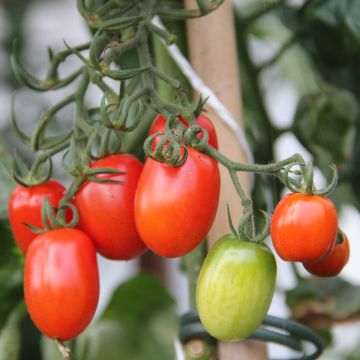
top-left (185, 0), bottom-right (268, 358)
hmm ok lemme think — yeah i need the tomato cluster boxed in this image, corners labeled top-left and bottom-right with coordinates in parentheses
top-left (7, 113), bottom-right (220, 343)
top-left (271, 192), bottom-right (350, 277)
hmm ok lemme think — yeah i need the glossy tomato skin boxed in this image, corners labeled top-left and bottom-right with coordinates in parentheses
top-left (74, 154), bottom-right (146, 260)
top-left (303, 231), bottom-right (350, 277)
top-left (196, 235), bottom-right (276, 341)
top-left (134, 148), bottom-right (220, 258)
top-left (24, 228), bottom-right (99, 341)
top-left (149, 113), bottom-right (218, 149)
top-left (8, 179), bottom-right (66, 253)
top-left (271, 193), bottom-right (338, 262)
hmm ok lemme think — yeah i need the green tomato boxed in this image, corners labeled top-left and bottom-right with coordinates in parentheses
top-left (196, 234), bottom-right (277, 341)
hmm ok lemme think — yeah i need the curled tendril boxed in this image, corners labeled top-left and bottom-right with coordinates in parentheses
top-left (86, 123), bottom-right (123, 159)
top-left (56, 203), bottom-right (79, 229)
top-left (313, 164), bottom-right (338, 196)
top-left (112, 98), bottom-right (144, 131)
top-left (252, 210), bottom-right (271, 243)
top-left (283, 162), bottom-right (338, 196)
top-left (183, 125), bottom-right (209, 151)
top-left (283, 163), bottom-right (303, 193)
top-left (11, 93), bottom-right (31, 146)
top-left (144, 132), bottom-right (188, 167)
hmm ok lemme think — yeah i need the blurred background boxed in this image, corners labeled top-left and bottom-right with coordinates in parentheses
top-left (1, 0), bottom-right (360, 359)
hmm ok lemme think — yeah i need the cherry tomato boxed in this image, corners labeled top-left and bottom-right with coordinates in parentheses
top-left (303, 231), bottom-right (350, 277)
top-left (8, 179), bottom-right (66, 253)
top-left (149, 113), bottom-right (218, 149)
top-left (271, 193), bottom-right (338, 262)
top-left (196, 234), bottom-right (276, 341)
top-left (74, 154), bottom-right (146, 260)
top-left (134, 148), bottom-right (220, 258)
top-left (24, 228), bottom-right (99, 341)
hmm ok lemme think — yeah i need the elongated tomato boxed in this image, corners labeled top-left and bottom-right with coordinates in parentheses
top-left (8, 179), bottom-right (66, 253)
top-left (24, 228), bottom-right (99, 341)
top-left (134, 148), bottom-right (220, 258)
top-left (74, 154), bottom-right (146, 260)
top-left (196, 235), bottom-right (276, 341)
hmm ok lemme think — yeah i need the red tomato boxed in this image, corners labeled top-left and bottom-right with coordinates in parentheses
top-left (74, 154), bottom-right (146, 260)
top-left (303, 231), bottom-right (350, 277)
top-left (134, 148), bottom-right (220, 258)
top-left (8, 179), bottom-right (66, 253)
top-left (149, 113), bottom-right (218, 149)
top-left (271, 193), bottom-right (338, 262)
top-left (24, 228), bottom-right (99, 341)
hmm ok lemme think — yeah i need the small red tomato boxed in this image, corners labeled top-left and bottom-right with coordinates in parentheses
top-left (8, 179), bottom-right (66, 253)
top-left (24, 228), bottom-right (99, 341)
top-left (271, 193), bottom-right (338, 262)
top-left (74, 154), bottom-right (146, 260)
top-left (134, 147), bottom-right (220, 258)
top-left (149, 113), bottom-right (218, 149)
top-left (303, 231), bottom-right (350, 277)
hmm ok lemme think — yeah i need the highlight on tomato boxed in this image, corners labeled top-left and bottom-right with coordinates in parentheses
top-left (8, 179), bottom-right (66, 253)
top-left (134, 147), bottom-right (220, 258)
top-left (74, 153), bottom-right (146, 260)
top-left (24, 228), bottom-right (99, 341)
top-left (149, 113), bottom-right (218, 149)
top-left (271, 193), bottom-right (338, 262)
top-left (196, 234), bottom-right (277, 341)
top-left (303, 230), bottom-right (350, 277)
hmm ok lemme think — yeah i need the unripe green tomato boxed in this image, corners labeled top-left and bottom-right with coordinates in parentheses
top-left (196, 234), bottom-right (276, 341)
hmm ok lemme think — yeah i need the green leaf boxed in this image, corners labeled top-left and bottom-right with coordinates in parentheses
top-left (0, 141), bottom-right (15, 220)
top-left (76, 272), bottom-right (178, 360)
top-left (292, 88), bottom-right (358, 175)
top-left (0, 304), bottom-right (25, 360)
top-left (101, 272), bottom-right (175, 325)
top-left (286, 277), bottom-right (360, 330)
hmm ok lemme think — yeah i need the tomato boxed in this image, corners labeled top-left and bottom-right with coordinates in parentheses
top-left (24, 228), bottom-right (99, 341)
top-left (134, 148), bottom-right (220, 258)
top-left (8, 179), bottom-right (66, 253)
top-left (271, 193), bottom-right (338, 262)
top-left (196, 234), bottom-right (276, 341)
top-left (303, 231), bottom-right (350, 277)
top-left (74, 154), bottom-right (146, 260)
top-left (149, 113), bottom-right (218, 149)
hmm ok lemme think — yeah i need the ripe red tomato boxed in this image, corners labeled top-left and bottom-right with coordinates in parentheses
top-left (271, 193), bottom-right (338, 262)
top-left (149, 113), bottom-right (218, 149)
top-left (8, 179), bottom-right (66, 253)
top-left (24, 228), bottom-right (99, 341)
top-left (303, 231), bottom-right (350, 277)
top-left (134, 147), bottom-right (220, 258)
top-left (74, 154), bottom-right (146, 260)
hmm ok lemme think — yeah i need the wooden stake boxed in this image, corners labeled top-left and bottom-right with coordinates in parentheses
top-left (185, 0), bottom-right (268, 358)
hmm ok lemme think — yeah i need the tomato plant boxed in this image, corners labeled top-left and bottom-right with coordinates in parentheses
top-left (134, 147), bottom-right (220, 258)
top-left (271, 193), bottom-right (338, 262)
top-left (8, 179), bottom-right (66, 253)
top-left (74, 154), bottom-right (146, 260)
top-left (24, 228), bottom-right (99, 341)
top-left (149, 113), bottom-right (218, 149)
top-left (303, 231), bottom-right (350, 277)
top-left (196, 234), bottom-right (276, 341)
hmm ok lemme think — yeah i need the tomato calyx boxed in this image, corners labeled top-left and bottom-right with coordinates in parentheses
top-left (143, 131), bottom-right (188, 167)
top-left (227, 206), bottom-right (271, 244)
top-left (283, 161), bottom-right (338, 197)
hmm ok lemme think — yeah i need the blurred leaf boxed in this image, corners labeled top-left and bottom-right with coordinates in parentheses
top-left (293, 88), bottom-right (358, 175)
top-left (0, 304), bottom-right (25, 360)
top-left (286, 277), bottom-right (360, 330)
top-left (75, 272), bottom-right (178, 360)
top-left (102, 272), bottom-right (175, 325)
top-left (0, 141), bottom-right (15, 220)
top-left (0, 219), bottom-right (23, 331)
